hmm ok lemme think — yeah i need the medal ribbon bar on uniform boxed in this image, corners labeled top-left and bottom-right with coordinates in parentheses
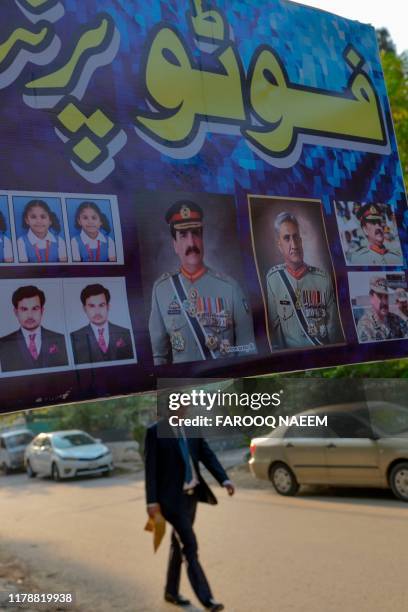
top-left (171, 274), bottom-right (215, 360)
top-left (278, 269), bottom-right (323, 346)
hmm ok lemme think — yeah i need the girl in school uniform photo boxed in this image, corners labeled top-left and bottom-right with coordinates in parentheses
top-left (0, 204), bottom-right (13, 263)
top-left (16, 199), bottom-right (67, 264)
top-left (70, 201), bottom-right (117, 262)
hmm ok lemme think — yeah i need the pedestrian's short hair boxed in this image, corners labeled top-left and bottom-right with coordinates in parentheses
top-left (12, 285), bottom-right (45, 308)
top-left (80, 283), bottom-right (111, 305)
top-left (274, 212), bottom-right (299, 236)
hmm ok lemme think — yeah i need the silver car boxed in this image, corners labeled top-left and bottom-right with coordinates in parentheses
top-left (249, 402), bottom-right (408, 501)
top-left (0, 429), bottom-right (34, 473)
top-left (24, 430), bottom-right (114, 481)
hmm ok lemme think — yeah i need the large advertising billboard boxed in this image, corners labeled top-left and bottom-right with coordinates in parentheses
top-left (0, 0), bottom-right (407, 412)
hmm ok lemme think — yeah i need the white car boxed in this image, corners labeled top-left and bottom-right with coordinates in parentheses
top-left (24, 430), bottom-right (114, 481)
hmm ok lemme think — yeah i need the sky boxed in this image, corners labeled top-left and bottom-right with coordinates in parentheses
top-left (294, 0), bottom-right (407, 53)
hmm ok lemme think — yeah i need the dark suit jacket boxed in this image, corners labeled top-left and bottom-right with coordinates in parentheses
top-left (144, 419), bottom-right (229, 518)
top-left (70, 322), bottom-right (134, 365)
top-left (0, 327), bottom-right (68, 372)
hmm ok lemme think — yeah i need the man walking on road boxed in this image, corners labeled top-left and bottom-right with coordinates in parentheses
top-left (144, 404), bottom-right (234, 611)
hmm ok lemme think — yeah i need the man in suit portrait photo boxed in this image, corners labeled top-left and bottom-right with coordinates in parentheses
top-left (0, 285), bottom-right (68, 372)
top-left (70, 283), bottom-right (134, 365)
top-left (144, 400), bottom-right (234, 611)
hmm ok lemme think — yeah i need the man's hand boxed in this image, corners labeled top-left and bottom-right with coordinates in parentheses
top-left (147, 503), bottom-right (161, 518)
top-left (223, 481), bottom-right (235, 496)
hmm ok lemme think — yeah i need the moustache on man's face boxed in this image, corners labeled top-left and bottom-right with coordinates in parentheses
top-left (185, 246), bottom-right (201, 256)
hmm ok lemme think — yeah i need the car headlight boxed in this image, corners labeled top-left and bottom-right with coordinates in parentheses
top-left (58, 455), bottom-right (77, 461)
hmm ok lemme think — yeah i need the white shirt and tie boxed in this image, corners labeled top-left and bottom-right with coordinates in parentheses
top-left (90, 323), bottom-right (109, 353)
top-left (21, 327), bottom-right (42, 359)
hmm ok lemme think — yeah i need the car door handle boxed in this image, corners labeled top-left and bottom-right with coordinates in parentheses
top-left (285, 443), bottom-right (294, 447)
top-left (326, 443), bottom-right (337, 448)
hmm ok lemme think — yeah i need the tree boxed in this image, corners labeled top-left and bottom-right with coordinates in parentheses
top-left (376, 28), bottom-right (396, 54)
top-left (377, 29), bottom-right (408, 190)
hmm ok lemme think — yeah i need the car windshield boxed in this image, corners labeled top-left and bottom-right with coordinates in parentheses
top-left (368, 405), bottom-right (408, 436)
top-left (53, 433), bottom-right (96, 449)
top-left (5, 433), bottom-right (34, 448)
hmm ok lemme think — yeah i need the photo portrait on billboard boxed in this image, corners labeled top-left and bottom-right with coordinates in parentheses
top-left (0, 194), bottom-right (14, 263)
top-left (334, 201), bottom-right (404, 266)
top-left (12, 194), bottom-right (68, 265)
top-left (135, 191), bottom-right (256, 366)
top-left (348, 272), bottom-right (408, 343)
top-left (66, 196), bottom-right (123, 264)
top-left (63, 277), bottom-right (137, 369)
top-left (0, 279), bottom-right (69, 376)
top-left (249, 195), bottom-right (345, 352)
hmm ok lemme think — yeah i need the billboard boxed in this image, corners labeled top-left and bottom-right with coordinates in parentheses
top-left (0, 0), bottom-right (407, 412)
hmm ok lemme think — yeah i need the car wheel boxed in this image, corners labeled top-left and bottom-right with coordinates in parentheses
top-left (269, 462), bottom-right (299, 496)
top-left (51, 463), bottom-right (61, 482)
top-left (390, 462), bottom-right (408, 502)
top-left (26, 461), bottom-right (36, 478)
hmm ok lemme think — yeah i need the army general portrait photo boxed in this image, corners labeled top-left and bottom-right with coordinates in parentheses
top-left (334, 200), bottom-right (404, 266)
top-left (249, 195), bottom-right (345, 352)
top-left (348, 272), bottom-right (408, 343)
top-left (135, 191), bottom-right (256, 366)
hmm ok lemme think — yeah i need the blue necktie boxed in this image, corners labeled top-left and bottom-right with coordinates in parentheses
top-left (178, 434), bottom-right (193, 483)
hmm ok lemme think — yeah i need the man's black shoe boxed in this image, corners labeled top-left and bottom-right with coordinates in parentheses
top-left (164, 593), bottom-right (191, 607)
top-left (204, 601), bottom-right (224, 611)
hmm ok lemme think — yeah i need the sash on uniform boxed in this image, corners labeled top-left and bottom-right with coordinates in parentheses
top-left (171, 274), bottom-right (215, 360)
top-left (277, 269), bottom-right (323, 346)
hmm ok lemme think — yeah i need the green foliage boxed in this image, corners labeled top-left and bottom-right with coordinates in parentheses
top-left (376, 28), bottom-right (396, 54)
top-left (381, 50), bottom-right (408, 188)
top-left (376, 29), bottom-right (408, 191)
top-left (33, 393), bottom-right (157, 438)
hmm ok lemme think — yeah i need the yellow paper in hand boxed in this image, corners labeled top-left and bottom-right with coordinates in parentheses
top-left (144, 512), bottom-right (166, 552)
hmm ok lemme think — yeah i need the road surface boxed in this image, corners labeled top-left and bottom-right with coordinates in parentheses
top-left (0, 467), bottom-right (407, 611)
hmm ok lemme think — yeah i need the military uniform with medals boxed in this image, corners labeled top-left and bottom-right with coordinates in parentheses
top-left (349, 245), bottom-right (402, 265)
top-left (349, 204), bottom-right (402, 265)
top-left (266, 263), bottom-right (342, 350)
top-left (149, 201), bottom-right (256, 365)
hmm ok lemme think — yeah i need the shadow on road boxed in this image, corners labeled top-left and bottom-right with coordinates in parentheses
top-left (0, 470), bottom-right (140, 496)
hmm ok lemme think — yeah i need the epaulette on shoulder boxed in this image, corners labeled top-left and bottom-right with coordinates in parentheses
top-left (307, 265), bottom-right (326, 276)
top-left (155, 272), bottom-right (171, 285)
top-left (207, 268), bottom-right (231, 283)
top-left (266, 264), bottom-right (284, 278)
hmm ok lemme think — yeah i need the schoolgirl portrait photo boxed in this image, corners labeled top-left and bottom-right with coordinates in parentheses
top-left (67, 198), bottom-right (117, 263)
top-left (0, 195), bottom-right (13, 263)
top-left (13, 196), bottom-right (67, 264)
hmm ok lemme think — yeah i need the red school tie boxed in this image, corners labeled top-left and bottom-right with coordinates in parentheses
top-left (28, 334), bottom-right (38, 360)
top-left (98, 328), bottom-right (108, 353)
